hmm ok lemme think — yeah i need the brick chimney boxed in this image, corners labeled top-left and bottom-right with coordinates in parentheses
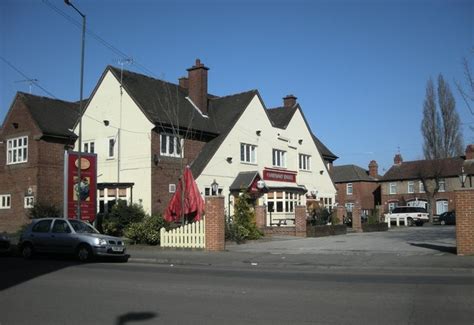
top-left (368, 160), bottom-right (378, 178)
top-left (283, 94), bottom-right (297, 108)
top-left (465, 144), bottom-right (474, 160)
top-left (179, 77), bottom-right (188, 89)
top-left (187, 59), bottom-right (209, 114)
top-left (394, 153), bottom-right (403, 165)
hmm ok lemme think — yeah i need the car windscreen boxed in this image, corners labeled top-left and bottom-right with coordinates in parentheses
top-left (69, 220), bottom-right (99, 234)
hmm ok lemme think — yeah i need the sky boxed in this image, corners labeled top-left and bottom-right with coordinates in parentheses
top-left (1, 0), bottom-right (473, 174)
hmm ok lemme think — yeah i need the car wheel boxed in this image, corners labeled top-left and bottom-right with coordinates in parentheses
top-left (407, 218), bottom-right (414, 227)
top-left (440, 220), bottom-right (446, 225)
top-left (76, 244), bottom-right (92, 262)
top-left (21, 243), bottom-right (34, 259)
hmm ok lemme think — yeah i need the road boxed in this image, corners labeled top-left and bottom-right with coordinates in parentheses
top-left (1, 257), bottom-right (472, 325)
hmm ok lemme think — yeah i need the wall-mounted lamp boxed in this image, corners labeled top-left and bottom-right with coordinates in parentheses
top-left (103, 120), bottom-right (110, 126)
top-left (298, 139), bottom-right (303, 145)
top-left (12, 123), bottom-right (19, 129)
top-left (256, 130), bottom-right (261, 136)
top-left (211, 179), bottom-right (219, 195)
top-left (459, 166), bottom-right (467, 188)
top-left (257, 180), bottom-right (266, 190)
top-left (153, 154), bottom-right (160, 166)
top-left (226, 157), bottom-right (233, 163)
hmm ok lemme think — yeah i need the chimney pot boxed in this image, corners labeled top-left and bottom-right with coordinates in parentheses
top-left (179, 77), bottom-right (188, 89)
top-left (465, 144), bottom-right (474, 160)
top-left (394, 153), bottom-right (403, 165)
top-left (283, 94), bottom-right (297, 108)
top-left (368, 160), bottom-right (378, 178)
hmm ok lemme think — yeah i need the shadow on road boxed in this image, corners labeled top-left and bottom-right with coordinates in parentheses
top-left (116, 312), bottom-right (157, 325)
top-left (409, 243), bottom-right (457, 254)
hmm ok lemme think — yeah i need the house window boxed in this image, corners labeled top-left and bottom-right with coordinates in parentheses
top-left (24, 196), bottom-right (34, 208)
top-left (436, 200), bottom-right (448, 214)
top-left (266, 191), bottom-right (301, 214)
top-left (388, 202), bottom-right (398, 212)
top-left (204, 186), bottom-right (223, 196)
top-left (345, 203), bottom-right (354, 212)
top-left (83, 141), bottom-right (95, 154)
top-left (419, 181), bottom-right (425, 193)
top-left (108, 137), bottom-right (116, 159)
top-left (169, 184), bottom-right (176, 193)
top-left (240, 143), bottom-right (256, 164)
top-left (389, 183), bottom-right (397, 195)
top-left (7, 136), bottom-right (28, 165)
top-left (408, 181), bottom-right (414, 193)
top-left (161, 134), bottom-right (183, 158)
top-left (299, 154), bottom-right (311, 171)
top-left (347, 183), bottom-right (353, 195)
top-left (438, 179), bottom-right (446, 192)
top-left (272, 149), bottom-right (286, 168)
top-left (0, 195), bottom-right (11, 209)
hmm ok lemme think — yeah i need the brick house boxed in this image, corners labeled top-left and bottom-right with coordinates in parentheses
top-left (379, 146), bottom-right (474, 217)
top-left (332, 160), bottom-right (381, 216)
top-left (77, 59), bottom-right (337, 224)
top-left (0, 92), bottom-right (79, 232)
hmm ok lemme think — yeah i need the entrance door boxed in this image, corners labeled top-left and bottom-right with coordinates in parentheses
top-left (436, 200), bottom-right (448, 215)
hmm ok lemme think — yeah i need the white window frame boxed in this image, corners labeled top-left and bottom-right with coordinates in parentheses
top-left (83, 140), bottom-right (95, 154)
top-left (272, 149), bottom-right (286, 168)
top-left (160, 134), bottom-right (183, 158)
top-left (389, 182), bottom-right (397, 195)
top-left (407, 181), bottom-right (414, 193)
top-left (388, 202), bottom-right (398, 212)
top-left (7, 136), bottom-right (28, 165)
top-left (0, 194), bottom-right (11, 209)
top-left (436, 200), bottom-right (448, 214)
top-left (345, 202), bottom-right (354, 212)
top-left (169, 184), bottom-right (176, 193)
top-left (438, 179), bottom-right (446, 192)
top-left (419, 181), bottom-right (425, 193)
top-left (107, 137), bottom-right (116, 159)
top-left (24, 196), bottom-right (34, 208)
top-left (204, 186), bottom-right (223, 196)
top-left (346, 183), bottom-right (353, 195)
top-left (299, 154), bottom-right (311, 171)
top-left (240, 143), bottom-right (257, 164)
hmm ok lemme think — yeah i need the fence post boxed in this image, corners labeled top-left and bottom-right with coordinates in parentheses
top-left (336, 205), bottom-right (345, 225)
top-left (255, 205), bottom-right (266, 230)
top-left (455, 189), bottom-right (474, 256)
top-left (352, 203), bottom-right (362, 232)
top-left (205, 196), bottom-right (225, 251)
top-left (295, 205), bottom-right (307, 237)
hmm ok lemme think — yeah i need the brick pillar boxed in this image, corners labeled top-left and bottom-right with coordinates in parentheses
top-left (205, 196), bottom-right (225, 251)
top-left (295, 205), bottom-right (307, 237)
top-left (455, 189), bottom-right (474, 256)
top-left (336, 205), bottom-right (345, 225)
top-left (352, 203), bottom-right (362, 232)
top-left (255, 205), bottom-right (266, 229)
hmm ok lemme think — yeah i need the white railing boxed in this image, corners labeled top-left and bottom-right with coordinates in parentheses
top-left (160, 217), bottom-right (206, 248)
top-left (385, 215), bottom-right (408, 228)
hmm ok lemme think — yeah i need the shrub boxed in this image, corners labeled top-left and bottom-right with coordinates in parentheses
top-left (309, 206), bottom-right (331, 226)
top-left (227, 190), bottom-right (262, 243)
top-left (367, 208), bottom-right (380, 225)
top-left (29, 201), bottom-right (62, 219)
top-left (124, 214), bottom-right (169, 245)
top-left (102, 200), bottom-right (146, 237)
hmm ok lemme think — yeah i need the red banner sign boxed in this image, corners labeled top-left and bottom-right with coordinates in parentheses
top-left (263, 168), bottom-right (297, 183)
top-left (66, 152), bottom-right (97, 222)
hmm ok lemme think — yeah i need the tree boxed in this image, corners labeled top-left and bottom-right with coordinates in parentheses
top-left (421, 74), bottom-right (464, 159)
top-left (455, 50), bottom-right (474, 138)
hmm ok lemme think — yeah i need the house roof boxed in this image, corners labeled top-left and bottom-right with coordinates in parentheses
top-left (15, 92), bottom-right (80, 139)
top-left (332, 164), bottom-right (378, 183)
top-left (312, 134), bottom-right (338, 162)
top-left (381, 157), bottom-right (468, 181)
top-left (229, 171), bottom-right (259, 191)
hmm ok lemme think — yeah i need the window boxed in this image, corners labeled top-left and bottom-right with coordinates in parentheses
top-left (240, 143), bottom-right (256, 164)
top-left (52, 220), bottom-right (71, 234)
top-left (408, 181), bottom-right (414, 193)
top-left (388, 202), bottom-right (398, 212)
top-left (24, 196), bottom-right (34, 208)
top-left (419, 181), bottom-right (425, 193)
top-left (272, 149), bottom-right (286, 168)
top-left (161, 134), bottom-right (183, 158)
top-left (0, 195), bottom-right (11, 209)
top-left (7, 136), bottom-right (28, 165)
top-left (32, 220), bottom-right (52, 233)
top-left (83, 141), bottom-right (95, 154)
top-left (299, 154), bottom-right (311, 171)
top-left (169, 184), bottom-right (176, 193)
top-left (266, 191), bottom-right (301, 214)
top-left (108, 137), bottom-right (116, 159)
top-left (345, 203), bottom-right (354, 212)
top-left (438, 179), bottom-right (446, 192)
top-left (389, 183), bottom-right (397, 195)
top-left (346, 183), bottom-right (353, 195)
top-left (436, 200), bottom-right (448, 214)
top-left (204, 187), bottom-right (223, 196)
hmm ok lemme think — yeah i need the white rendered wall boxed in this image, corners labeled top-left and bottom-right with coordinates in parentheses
top-left (75, 70), bottom-right (155, 213)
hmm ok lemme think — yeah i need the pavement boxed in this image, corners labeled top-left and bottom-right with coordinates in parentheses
top-left (126, 225), bottom-right (474, 273)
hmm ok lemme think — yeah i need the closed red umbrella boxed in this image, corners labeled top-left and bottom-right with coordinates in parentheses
top-left (164, 166), bottom-right (205, 223)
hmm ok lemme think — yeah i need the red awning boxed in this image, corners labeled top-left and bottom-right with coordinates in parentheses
top-left (164, 166), bottom-right (205, 223)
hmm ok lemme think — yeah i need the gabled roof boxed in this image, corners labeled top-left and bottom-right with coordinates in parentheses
top-left (381, 157), bottom-right (465, 181)
top-left (229, 171), bottom-right (260, 191)
top-left (312, 134), bottom-right (338, 162)
top-left (332, 164), bottom-right (377, 183)
top-left (12, 92), bottom-right (80, 138)
top-left (266, 106), bottom-right (298, 129)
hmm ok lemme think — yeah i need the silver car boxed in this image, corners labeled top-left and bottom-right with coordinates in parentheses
top-left (19, 218), bottom-right (127, 262)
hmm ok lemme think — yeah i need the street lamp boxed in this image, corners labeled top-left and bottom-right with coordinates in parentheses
top-left (211, 179), bottom-right (219, 196)
top-left (65, 0), bottom-right (86, 220)
top-left (459, 166), bottom-right (467, 188)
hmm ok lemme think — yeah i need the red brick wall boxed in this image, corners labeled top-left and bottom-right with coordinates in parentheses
top-left (295, 205), bottom-right (307, 237)
top-left (151, 131), bottom-right (206, 216)
top-left (352, 203), bottom-right (362, 232)
top-left (255, 205), bottom-right (266, 229)
top-left (455, 189), bottom-right (474, 256)
top-left (336, 181), bottom-right (379, 211)
top-left (205, 196), bottom-right (225, 251)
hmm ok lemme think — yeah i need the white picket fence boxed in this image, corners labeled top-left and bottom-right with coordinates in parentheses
top-left (160, 217), bottom-right (206, 248)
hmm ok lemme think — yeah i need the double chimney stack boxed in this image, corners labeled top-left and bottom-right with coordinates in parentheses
top-left (179, 59), bottom-right (209, 115)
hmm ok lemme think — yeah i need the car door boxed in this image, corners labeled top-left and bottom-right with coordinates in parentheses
top-left (50, 219), bottom-right (76, 254)
top-left (29, 219), bottom-right (53, 252)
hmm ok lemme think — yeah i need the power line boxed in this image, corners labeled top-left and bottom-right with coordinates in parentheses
top-left (41, 0), bottom-right (157, 78)
top-left (0, 55), bottom-right (56, 98)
